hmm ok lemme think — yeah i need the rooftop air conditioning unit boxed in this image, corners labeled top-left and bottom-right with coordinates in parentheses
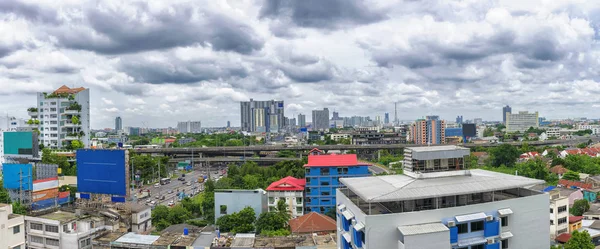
top-left (447, 221), bottom-right (456, 227)
top-left (486, 215), bottom-right (494, 221)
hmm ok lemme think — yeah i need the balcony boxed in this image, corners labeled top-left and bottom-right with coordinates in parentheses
top-left (28, 111), bottom-right (39, 117)
top-left (63, 122), bottom-right (81, 127)
top-left (64, 135), bottom-right (78, 140)
top-left (63, 109), bottom-right (79, 115)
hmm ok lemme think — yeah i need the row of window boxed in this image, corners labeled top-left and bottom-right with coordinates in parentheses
top-left (31, 236), bottom-right (59, 246)
top-left (268, 197), bottom-right (302, 205)
top-left (306, 167), bottom-right (351, 176)
top-left (30, 223), bottom-right (59, 233)
top-left (456, 239), bottom-right (508, 249)
top-left (269, 206), bottom-right (303, 213)
top-left (456, 217), bottom-right (508, 234)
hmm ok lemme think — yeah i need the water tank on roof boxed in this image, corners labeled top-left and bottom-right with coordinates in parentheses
top-left (183, 228), bottom-right (188, 235)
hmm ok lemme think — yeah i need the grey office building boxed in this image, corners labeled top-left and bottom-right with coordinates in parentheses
top-left (240, 99), bottom-right (285, 132)
top-left (115, 116), bottom-right (122, 131)
top-left (298, 114), bottom-right (306, 128)
top-left (177, 121), bottom-right (202, 133)
top-left (503, 105), bottom-right (512, 124)
top-left (312, 108), bottom-right (330, 131)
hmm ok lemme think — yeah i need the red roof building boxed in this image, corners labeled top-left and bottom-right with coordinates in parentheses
top-left (289, 212), bottom-right (337, 234)
top-left (550, 165), bottom-right (568, 175)
top-left (304, 154), bottom-right (368, 167)
top-left (559, 179), bottom-right (592, 190)
top-left (266, 176), bottom-right (306, 191)
top-left (569, 216), bottom-right (584, 224)
top-left (555, 233), bottom-right (571, 243)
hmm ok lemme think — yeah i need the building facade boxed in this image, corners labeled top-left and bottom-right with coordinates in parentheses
top-left (336, 145), bottom-right (549, 249)
top-left (298, 114), bottom-right (306, 128)
top-left (578, 125), bottom-right (600, 135)
top-left (312, 108), bottom-right (330, 131)
top-left (548, 190), bottom-right (569, 238)
top-left (30, 86), bottom-right (90, 149)
top-left (115, 116), bottom-right (122, 132)
top-left (304, 150), bottom-right (369, 214)
top-left (177, 121), bottom-right (202, 134)
top-left (410, 116), bottom-right (446, 145)
top-left (266, 176), bottom-right (306, 218)
top-left (214, 189), bottom-right (267, 222)
top-left (240, 99), bottom-right (284, 133)
top-left (0, 203), bottom-right (25, 249)
top-left (25, 211), bottom-right (110, 249)
top-left (506, 111), bottom-right (539, 132)
top-left (131, 204), bottom-right (152, 233)
top-left (503, 105), bottom-right (511, 124)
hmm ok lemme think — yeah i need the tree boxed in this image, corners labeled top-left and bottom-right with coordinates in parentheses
top-left (483, 127), bottom-right (495, 137)
top-left (564, 230), bottom-right (594, 249)
top-left (490, 144), bottom-right (520, 167)
top-left (571, 199), bottom-right (591, 216)
top-left (324, 208), bottom-right (337, 220)
top-left (276, 199), bottom-right (291, 221)
top-left (242, 175), bottom-right (260, 189)
top-left (0, 181), bottom-right (11, 204)
top-left (216, 207), bottom-right (256, 233)
top-left (12, 202), bottom-right (27, 215)
top-left (152, 205), bottom-right (170, 225)
top-left (168, 205), bottom-right (192, 225)
top-left (562, 171), bottom-right (581, 181)
top-left (256, 212), bottom-right (288, 234)
top-left (70, 140), bottom-right (84, 150)
top-left (515, 159), bottom-right (549, 181)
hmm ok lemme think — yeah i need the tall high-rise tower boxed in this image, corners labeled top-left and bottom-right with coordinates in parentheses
top-left (394, 102), bottom-right (398, 125)
top-left (115, 116), bottom-right (122, 131)
top-left (240, 99), bottom-right (285, 132)
top-left (503, 105), bottom-right (512, 124)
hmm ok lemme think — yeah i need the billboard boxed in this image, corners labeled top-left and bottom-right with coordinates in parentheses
top-left (3, 131), bottom-right (38, 158)
top-left (2, 164), bottom-right (33, 190)
top-left (462, 123), bottom-right (476, 137)
top-left (77, 149), bottom-right (128, 196)
top-left (33, 177), bottom-right (59, 191)
top-left (32, 188), bottom-right (59, 202)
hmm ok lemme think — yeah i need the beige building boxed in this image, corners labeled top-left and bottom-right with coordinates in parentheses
top-left (0, 203), bottom-right (25, 249)
top-left (505, 111), bottom-right (539, 132)
top-left (548, 190), bottom-right (569, 238)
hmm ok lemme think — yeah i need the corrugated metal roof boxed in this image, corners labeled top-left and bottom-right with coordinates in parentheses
top-left (455, 212), bottom-right (487, 223)
top-left (340, 169), bottom-right (545, 202)
top-left (115, 233), bottom-right (160, 245)
top-left (397, 223), bottom-right (449, 236)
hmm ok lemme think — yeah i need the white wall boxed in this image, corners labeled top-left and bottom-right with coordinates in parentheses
top-left (0, 204), bottom-right (25, 249)
top-left (337, 189), bottom-right (550, 249)
top-left (550, 196), bottom-right (569, 237)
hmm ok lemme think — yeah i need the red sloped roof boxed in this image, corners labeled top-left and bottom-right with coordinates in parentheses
top-left (559, 179), bottom-right (592, 190)
top-left (550, 165), bottom-right (568, 175)
top-left (304, 154), bottom-right (366, 167)
top-left (266, 176), bottom-right (306, 191)
top-left (289, 212), bottom-right (337, 233)
top-left (555, 233), bottom-right (571, 243)
top-left (33, 177), bottom-right (59, 184)
top-left (569, 216), bottom-right (584, 224)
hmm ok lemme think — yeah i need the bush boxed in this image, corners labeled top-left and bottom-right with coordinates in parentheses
top-left (187, 220), bottom-right (209, 227)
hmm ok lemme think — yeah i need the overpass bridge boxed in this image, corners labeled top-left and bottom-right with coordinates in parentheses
top-left (135, 138), bottom-right (596, 155)
top-left (167, 157), bottom-right (295, 164)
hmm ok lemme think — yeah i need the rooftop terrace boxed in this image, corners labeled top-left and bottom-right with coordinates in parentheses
top-left (37, 211), bottom-right (80, 223)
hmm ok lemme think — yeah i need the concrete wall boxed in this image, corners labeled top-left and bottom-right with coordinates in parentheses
top-left (337, 189), bottom-right (550, 249)
top-left (214, 190), bottom-right (267, 222)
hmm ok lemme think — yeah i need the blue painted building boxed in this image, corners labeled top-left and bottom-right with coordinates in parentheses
top-left (304, 149), bottom-right (370, 214)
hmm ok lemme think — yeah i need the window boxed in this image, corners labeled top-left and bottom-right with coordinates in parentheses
top-left (472, 244), bottom-right (484, 249)
top-left (71, 222), bottom-right (76, 229)
top-left (558, 217), bottom-right (567, 225)
top-left (296, 207), bottom-right (303, 213)
top-left (550, 220), bottom-right (554, 225)
top-left (45, 225), bottom-right (59, 233)
top-left (337, 167), bottom-right (348, 174)
top-left (13, 225), bottom-right (20, 234)
top-left (457, 223), bottom-right (468, 234)
top-left (220, 205), bottom-right (227, 214)
top-left (322, 191), bottom-right (330, 196)
top-left (549, 208), bottom-right (553, 213)
top-left (501, 216), bottom-right (509, 227)
top-left (13, 246), bottom-right (20, 249)
top-left (296, 198), bottom-right (302, 204)
top-left (471, 221), bottom-right (484, 232)
top-left (46, 238), bottom-right (59, 246)
top-left (558, 228), bottom-right (568, 234)
top-left (268, 197), bottom-right (275, 204)
top-left (321, 181), bottom-right (330, 186)
top-left (31, 236), bottom-right (44, 244)
top-left (558, 206), bottom-right (567, 213)
top-left (30, 223), bottom-right (43, 230)
top-left (320, 168), bottom-right (329, 176)
top-left (63, 224), bottom-right (68, 232)
top-left (502, 239), bottom-right (509, 249)
top-left (306, 177), bottom-right (311, 183)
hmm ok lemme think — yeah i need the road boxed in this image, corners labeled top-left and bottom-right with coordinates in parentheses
top-left (135, 167), bottom-right (226, 207)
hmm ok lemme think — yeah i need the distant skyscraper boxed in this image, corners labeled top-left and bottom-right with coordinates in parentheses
top-left (312, 108), bottom-right (330, 131)
top-left (506, 111), bottom-right (539, 132)
top-left (456, 115), bottom-right (463, 124)
top-left (289, 118), bottom-right (297, 127)
top-left (240, 99), bottom-right (284, 132)
top-left (384, 113), bottom-right (390, 124)
top-left (227, 121), bottom-right (230, 128)
top-left (332, 111), bottom-right (340, 120)
top-left (410, 116), bottom-right (445, 145)
top-left (115, 116), bottom-right (122, 131)
top-left (394, 102), bottom-right (398, 125)
top-left (298, 114), bottom-right (306, 127)
top-left (177, 121), bottom-right (202, 133)
top-left (503, 105), bottom-right (512, 124)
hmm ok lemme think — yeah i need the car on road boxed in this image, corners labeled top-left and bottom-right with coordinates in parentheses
top-left (168, 200), bottom-right (175, 206)
top-left (150, 201), bottom-right (156, 206)
top-left (154, 183), bottom-right (160, 188)
top-left (160, 195), bottom-right (165, 200)
top-left (155, 195), bottom-right (159, 199)
top-left (168, 190), bottom-right (173, 194)
top-left (178, 177), bottom-right (185, 181)
top-left (146, 199), bottom-right (152, 203)
top-left (186, 182), bottom-right (192, 186)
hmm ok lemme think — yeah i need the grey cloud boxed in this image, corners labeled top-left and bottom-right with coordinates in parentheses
top-left (119, 56), bottom-right (248, 84)
top-left (53, 2), bottom-right (263, 55)
top-left (260, 0), bottom-right (387, 30)
top-left (0, 44), bottom-right (24, 58)
top-left (279, 61), bottom-right (335, 83)
top-left (0, 0), bottom-right (59, 24)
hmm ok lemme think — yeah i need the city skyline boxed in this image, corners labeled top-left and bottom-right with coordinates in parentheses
top-left (1, 1), bottom-right (600, 128)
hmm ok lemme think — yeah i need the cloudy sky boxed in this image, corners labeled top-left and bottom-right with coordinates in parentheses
top-left (1, 0), bottom-right (600, 129)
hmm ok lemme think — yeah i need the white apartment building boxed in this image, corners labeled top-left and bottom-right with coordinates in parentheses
top-left (546, 127), bottom-right (561, 138)
top-left (0, 203), bottom-right (25, 249)
top-left (578, 125), bottom-right (600, 135)
top-left (131, 204), bottom-right (152, 233)
top-left (177, 121), bottom-right (202, 134)
top-left (25, 211), bottom-right (111, 249)
top-left (548, 190), bottom-right (569, 238)
top-left (31, 86), bottom-right (90, 149)
top-left (266, 176), bottom-right (306, 218)
top-left (505, 111), bottom-right (539, 133)
top-left (330, 133), bottom-right (351, 141)
top-left (336, 145), bottom-right (549, 249)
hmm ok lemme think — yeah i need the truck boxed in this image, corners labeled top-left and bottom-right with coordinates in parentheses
top-left (198, 175), bottom-right (206, 183)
